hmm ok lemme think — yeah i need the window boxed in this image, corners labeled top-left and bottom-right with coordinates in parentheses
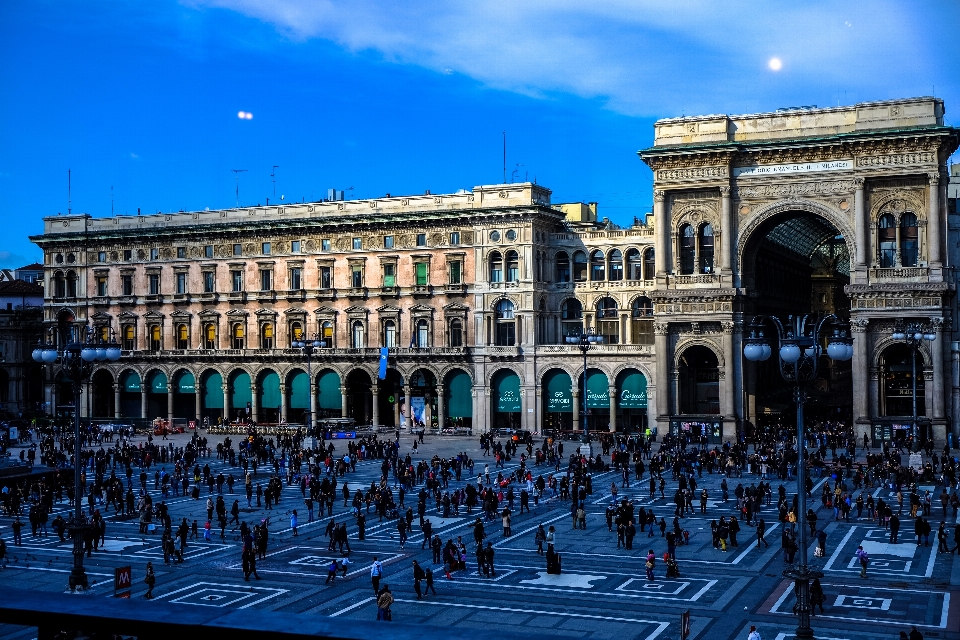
top-left (878, 214), bottom-right (896, 268)
top-left (384, 236), bottom-right (394, 249)
top-left (631, 296), bottom-right (654, 345)
top-left (231, 270), bottom-right (244, 292)
top-left (291, 240), bottom-right (301, 253)
top-left (596, 297), bottom-right (619, 343)
top-left (679, 224), bottom-right (695, 274)
top-left (122, 325), bottom-right (135, 350)
top-left (352, 237), bottom-right (362, 250)
top-left (232, 244), bottom-right (241, 256)
top-left (416, 233), bottom-right (426, 247)
top-left (123, 249), bottom-right (132, 261)
top-left (383, 263), bottom-right (395, 287)
top-left (98, 251), bottom-right (107, 263)
top-left (203, 323), bottom-right (217, 349)
top-left (416, 319), bottom-right (429, 348)
top-left (449, 232), bottom-right (460, 246)
top-left (148, 273), bottom-right (160, 295)
top-left (449, 319), bottom-right (463, 347)
top-left (351, 321), bottom-right (365, 348)
top-left (150, 248), bottom-right (159, 261)
top-left (383, 320), bottom-right (397, 348)
top-left (560, 299), bottom-right (583, 339)
top-left (290, 267), bottom-right (302, 290)
top-left (176, 324), bottom-right (189, 349)
top-left (290, 321), bottom-right (303, 342)
top-left (624, 248), bottom-right (641, 280)
top-left (319, 266), bottom-right (332, 289)
top-left (96, 276), bottom-right (108, 297)
top-left (260, 269), bottom-right (272, 291)
top-left (206, 245), bottom-right (215, 258)
top-left (351, 265), bottom-right (363, 288)
top-left (900, 213), bottom-right (918, 267)
top-left (643, 248), bottom-right (656, 280)
top-left (121, 275), bottom-right (133, 296)
top-left (415, 262), bottom-right (428, 286)
top-left (149, 325), bottom-right (162, 351)
top-left (590, 250), bottom-right (605, 281)
top-left (177, 247), bottom-right (186, 259)
top-left (506, 230), bottom-right (517, 242)
top-left (262, 242), bottom-right (271, 255)
top-left (609, 249), bottom-right (623, 281)
top-left (321, 239), bottom-right (331, 251)
top-left (448, 260), bottom-right (462, 285)
top-left (321, 321), bottom-right (334, 346)
top-left (176, 272), bottom-right (187, 294)
top-left (494, 299), bottom-right (516, 346)
top-left (203, 271), bottom-right (215, 293)
top-left (232, 323), bottom-right (245, 349)
top-left (489, 252), bottom-right (503, 283)
top-left (506, 251), bottom-right (519, 282)
top-left (555, 252), bottom-right (570, 283)
top-left (698, 224), bottom-right (714, 274)
top-left (66, 272), bottom-right (78, 298)
top-left (573, 251), bottom-right (587, 282)
top-left (261, 323), bottom-right (274, 349)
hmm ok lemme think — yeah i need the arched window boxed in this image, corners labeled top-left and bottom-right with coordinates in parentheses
top-left (590, 250), bottom-right (605, 281)
top-left (608, 249), bottom-right (623, 281)
top-left (631, 296), bottom-right (654, 345)
top-left (679, 224), bottom-right (695, 274)
top-left (53, 271), bottom-right (66, 299)
top-left (560, 299), bottom-right (583, 338)
top-left (489, 252), bottom-right (503, 283)
top-left (449, 319), bottom-right (463, 347)
top-left (494, 299), bottom-right (516, 346)
top-left (123, 325), bottom-right (136, 351)
top-left (573, 251), bottom-right (587, 282)
top-left (632, 296), bottom-right (653, 317)
top-left (290, 321), bottom-right (303, 345)
top-left (555, 251), bottom-right (570, 283)
top-left (176, 323), bottom-right (189, 350)
top-left (66, 271), bottom-right (78, 298)
top-left (626, 248), bottom-right (642, 280)
top-left (232, 323), bottom-right (245, 350)
top-left (506, 250), bottom-right (519, 282)
top-left (321, 321), bottom-right (334, 347)
top-left (698, 224), bottom-right (714, 274)
top-left (878, 213), bottom-right (896, 268)
top-left (596, 297), bottom-right (619, 344)
top-left (261, 323), bottom-right (274, 349)
top-left (416, 319), bottom-right (429, 348)
top-left (149, 325), bottom-right (162, 351)
top-left (900, 212), bottom-right (918, 267)
top-left (643, 248), bottom-right (656, 280)
top-left (203, 323), bottom-right (217, 350)
top-left (351, 321), bottom-right (365, 349)
top-left (383, 320), bottom-right (396, 348)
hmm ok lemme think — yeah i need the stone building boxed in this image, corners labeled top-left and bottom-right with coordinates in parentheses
top-left (28, 97), bottom-right (960, 445)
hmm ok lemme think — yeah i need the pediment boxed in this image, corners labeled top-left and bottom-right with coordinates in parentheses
top-left (443, 302), bottom-right (470, 313)
top-left (198, 310), bottom-right (220, 320)
top-left (344, 305), bottom-right (369, 315)
top-left (284, 308), bottom-right (308, 316)
top-left (90, 311), bottom-right (113, 320)
top-left (376, 304), bottom-right (402, 314)
top-left (143, 311), bottom-right (165, 319)
top-left (118, 311), bottom-right (138, 320)
top-left (314, 306), bottom-right (338, 316)
top-left (409, 304), bottom-right (434, 314)
top-left (255, 308), bottom-right (278, 317)
top-left (225, 308), bottom-right (249, 317)
top-left (170, 310), bottom-right (191, 318)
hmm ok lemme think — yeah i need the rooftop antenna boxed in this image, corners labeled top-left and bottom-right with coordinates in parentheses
top-left (271, 165), bottom-right (280, 200)
top-left (68, 169), bottom-right (71, 215)
top-left (231, 169), bottom-right (247, 207)
top-left (502, 131), bottom-right (506, 184)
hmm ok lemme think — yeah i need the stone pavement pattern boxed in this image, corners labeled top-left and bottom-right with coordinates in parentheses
top-left (1, 432), bottom-right (959, 640)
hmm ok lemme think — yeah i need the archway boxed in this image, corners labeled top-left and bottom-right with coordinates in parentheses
top-left (287, 369), bottom-right (310, 425)
top-left (491, 369), bottom-right (521, 432)
top-left (577, 368), bottom-right (610, 432)
top-left (542, 368), bottom-right (572, 433)
top-left (443, 369), bottom-right (473, 431)
top-left (172, 370), bottom-right (196, 420)
top-left (257, 370), bottom-right (281, 423)
top-left (145, 370), bottom-right (167, 420)
top-left (678, 346), bottom-right (719, 415)
top-left (407, 368), bottom-right (437, 429)
top-left (377, 368), bottom-right (404, 428)
top-left (118, 370), bottom-right (142, 418)
top-left (316, 369), bottom-right (342, 420)
top-left (91, 369), bottom-right (115, 418)
top-left (879, 344), bottom-right (929, 445)
top-left (615, 368), bottom-right (648, 433)
top-left (345, 369), bottom-right (372, 425)
top-left (229, 370), bottom-right (251, 422)
top-left (199, 370), bottom-right (223, 422)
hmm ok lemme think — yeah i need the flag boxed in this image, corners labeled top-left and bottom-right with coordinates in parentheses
top-left (378, 347), bottom-right (388, 379)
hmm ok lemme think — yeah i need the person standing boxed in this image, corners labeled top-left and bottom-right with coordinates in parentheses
top-left (144, 562), bottom-right (156, 599)
top-left (756, 519), bottom-right (769, 548)
top-left (645, 549), bottom-right (655, 580)
top-left (413, 560), bottom-right (425, 599)
top-left (890, 514), bottom-right (901, 544)
top-left (291, 510), bottom-right (299, 537)
top-left (535, 524), bottom-right (546, 554)
top-left (747, 625), bottom-right (762, 640)
top-left (855, 545), bottom-right (869, 578)
top-left (376, 584), bottom-right (394, 621)
top-left (370, 556), bottom-right (383, 594)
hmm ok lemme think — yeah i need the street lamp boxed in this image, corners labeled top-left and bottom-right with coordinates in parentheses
top-left (566, 327), bottom-right (603, 456)
top-left (890, 322), bottom-right (936, 451)
top-left (292, 333), bottom-right (326, 437)
top-left (743, 314), bottom-right (852, 640)
top-left (32, 324), bottom-right (121, 591)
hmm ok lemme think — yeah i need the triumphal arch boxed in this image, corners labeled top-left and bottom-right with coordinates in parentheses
top-left (639, 98), bottom-right (959, 446)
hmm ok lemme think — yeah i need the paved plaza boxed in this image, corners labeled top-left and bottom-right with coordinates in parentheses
top-left (1, 431), bottom-right (959, 640)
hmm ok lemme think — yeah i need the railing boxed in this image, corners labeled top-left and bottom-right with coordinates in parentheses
top-left (872, 267), bottom-right (929, 279)
top-left (673, 273), bottom-right (717, 285)
top-left (227, 291), bottom-right (247, 302)
top-left (535, 344), bottom-right (654, 354)
top-left (485, 345), bottom-right (521, 357)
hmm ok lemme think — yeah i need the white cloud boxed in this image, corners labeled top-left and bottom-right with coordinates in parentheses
top-left (183, 0), bottom-right (956, 117)
top-left (0, 250), bottom-right (34, 269)
top-left (130, 152), bottom-right (139, 159)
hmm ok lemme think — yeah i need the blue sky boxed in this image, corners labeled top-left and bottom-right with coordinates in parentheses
top-left (1, 0), bottom-right (958, 268)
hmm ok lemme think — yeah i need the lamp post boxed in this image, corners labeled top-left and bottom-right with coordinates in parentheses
top-left (743, 314), bottom-right (853, 640)
top-left (890, 322), bottom-right (936, 451)
top-left (566, 327), bottom-right (603, 456)
top-left (292, 333), bottom-right (326, 437)
top-left (32, 325), bottom-right (121, 591)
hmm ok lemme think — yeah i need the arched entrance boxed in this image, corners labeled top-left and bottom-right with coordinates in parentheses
top-left (542, 369), bottom-right (573, 433)
top-left (145, 370), bottom-right (167, 420)
top-left (879, 343), bottom-right (929, 445)
top-left (615, 368), bottom-right (648, 433)
top-left (257, 370), bottom-right (281, 423)
top-left (345, 369), bottom-right (372, 425)
top-left (491, 369), bottom-right (521, 432)
top-left (577, 369), bottom-right (610, 433)
top-left (316, 369), bottom-right (342, 420)
top-left (172, 370), bottom-right (196, 420)
top-left (407, 368), bottom-right (437, 429)
top-left (200, 370), bottom-right (224, 422)
top-left (377, 368), bottom-right (404, 428)
top-left (118, 370), bottom-right (141, 418)
top-left (91, 369), bottom-right (115, 418)
top-left (443, 369), bottom-right (473, 431)
top-left (229, 370), bottom-right (251, 422)
top-left (287, 369), bottom-right (310, 425)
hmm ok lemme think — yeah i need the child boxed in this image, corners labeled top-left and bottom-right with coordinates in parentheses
top-left (191, 519), bottom-right (198, 540)
top-left (291, 510), bottom-right (299, 537)
top-left (424, 568), bottom-right (437, 595)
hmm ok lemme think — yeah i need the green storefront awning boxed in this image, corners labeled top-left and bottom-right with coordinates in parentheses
top-left (586, 369), bottom-right (609, 409)
top-left (445, 370), bottom-right (473, 418)
top-left (493, 370), bottom-right (521, 413)
top-left (203, 372), bottom-right (223, 409)
top-left (617, 371), bottom-right (647, 409)
top-left (175, 372), bottom-right (195, 394)
top-left (231, 372), bottom-right (252, 408)
top-left (317, 370), bottom-right (342, 411)
top-left (259, 372), bottom-right (281, 409)
top-left (544, 370), bottom-right (572, 413)
top-left (289, 371), bottom-right (310, 409)
top-left (120, 371), bottom-right (141, 393)
top-left (148, 372), bottom-right (167, 393)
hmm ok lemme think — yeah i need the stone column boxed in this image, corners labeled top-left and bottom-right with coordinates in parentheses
top-left (309, 380), bottom-right (318, 431)
top-left (371, 384), bottom-right (380, 427)
top-left (195, 385), bottom-right (202, 423)
top-left (571, 389), bottom-right (580, 433)
top-left (719, 186), bottom-right (732, 274)
top-left (114, 383), bottom-right (121, 419)
top-left (851, 318), bottom-right (870, 442)
top-left (868, 369), bottom-right (880, 425)
top-left (608, 384), bottom-right (617, 432)
top-left (222, 383), bottom-right (231, 422)
top-left (436, 383), bottom-right (445, 431)
top-left (931, 318), bottom-right (947, 446)
top-left (167, 384), bottom-right (174, 424)
top-left (140, 384), bottom-right (147, 420)
top-left (624, 313), bottom-right (633, 344)
top-left (654, 322), bottom-right (670, 432)
top-left (250, 384), bottom-right (259, 422)
top-left (279, 383), bottom-right (288, 424)
top-left (340, 384), bottom-right (349, 420)
top-left (654, 191), bottom-right (668, 277)
top-left (928, 172), bottom-right (943, 268)
top-left (720, 322), bottom-right (736, 442)
top-left (854, 178), bottom-right (867, 269)
top-left (402, 384), bottom-right (412, 429)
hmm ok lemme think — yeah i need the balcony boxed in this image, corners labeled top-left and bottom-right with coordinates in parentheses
top-left (378, 286), bottom-right (399, 298)
top-left (256, 290), bottom-right (277, 303)
top-left (535, 343), bottom-right (654, 355)
top-left (198, 292), bottom-right (219, 303)
top-left (871, 266), bottom-right (929, 281)
top-left (673, 274), bottom-right (717, 285)
top-left (144, 294), bottom-right (163, 304)
top-left (91, 296), bottom-right (111, 306)
top-left (315, 289), bottom-right (336, 301)
top-left (173, 293), bottom-right (191, 303)
top-left (285, 289), bottom-right (306, 303)
top-left (412, 284), bottom-right (433, 297)
top-left (346, 287), bottom-right (368, 299)
top-left (485, 345), bottom-right (521, 358)
top-left (117, 295), bottom-right (136, 306)
top-left (227, 291), bottom-right (247, 303)
top-left (444, 283), bottom-right (466, 295)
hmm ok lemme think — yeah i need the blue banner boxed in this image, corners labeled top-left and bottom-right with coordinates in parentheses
top-left (378, 347), bottom-right (388, 379)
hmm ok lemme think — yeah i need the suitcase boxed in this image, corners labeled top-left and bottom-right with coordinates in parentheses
top-left (546, 553), bottom-right (562, 574)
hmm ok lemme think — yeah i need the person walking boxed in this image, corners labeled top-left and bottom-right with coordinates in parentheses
top-left (810, 578), bottom-right (825, 614)
top-left (144, 562), bottom-right (156, 599)
top-left (290, 510), bottom-right (299, 537)
top-left (370, 556), bottom-right (383, 594)
top-left (747, 625), bottom-right (762, 640)
top-left (535, 524), bottom-right (546, 554)
top-left (376, 584), bottom-right (394, 621)
top-left (645, 549), bottom-right (655, 580)
top-left (855, 545), bottom-right (869, 578)
top-left (412, 560), bottom-right (425, 599)
top-left (756, 519), bottom-right (770, 548)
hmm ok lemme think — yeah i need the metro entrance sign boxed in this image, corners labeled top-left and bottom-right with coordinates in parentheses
top-left (114, 566), bottom-right (132, 598)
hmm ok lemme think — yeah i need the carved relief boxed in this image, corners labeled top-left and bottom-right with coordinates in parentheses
top-left (656, 166), bottom-right (728, 182)
top-left (856, 152), bottom-right (935, 168)
top-left (305, 239), bottom-right (317, 252)
top-left (397, 234), bottom-right (414, 249)
top-left (335, 236), bottom-right (351, 252)
top-left (734, 180), bottom-right (857, 199)
top-left (428, 232), bottom-right (444, 247)
top-left (850, 317), bottom-right (870, 333)
top-left (461, 230), bottom-right (475, 245)
top-left (243, 242), bottom-right (256, 255)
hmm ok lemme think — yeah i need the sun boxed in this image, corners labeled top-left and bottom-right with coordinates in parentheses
top-left (768, 57), bottom-right (783, 71)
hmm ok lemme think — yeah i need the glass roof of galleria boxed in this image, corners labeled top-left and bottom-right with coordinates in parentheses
top-left (764, 216), bottom-right (850, 277)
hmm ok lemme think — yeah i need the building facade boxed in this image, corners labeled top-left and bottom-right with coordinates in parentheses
top-left (29, 97), bottom-right (960, 445)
